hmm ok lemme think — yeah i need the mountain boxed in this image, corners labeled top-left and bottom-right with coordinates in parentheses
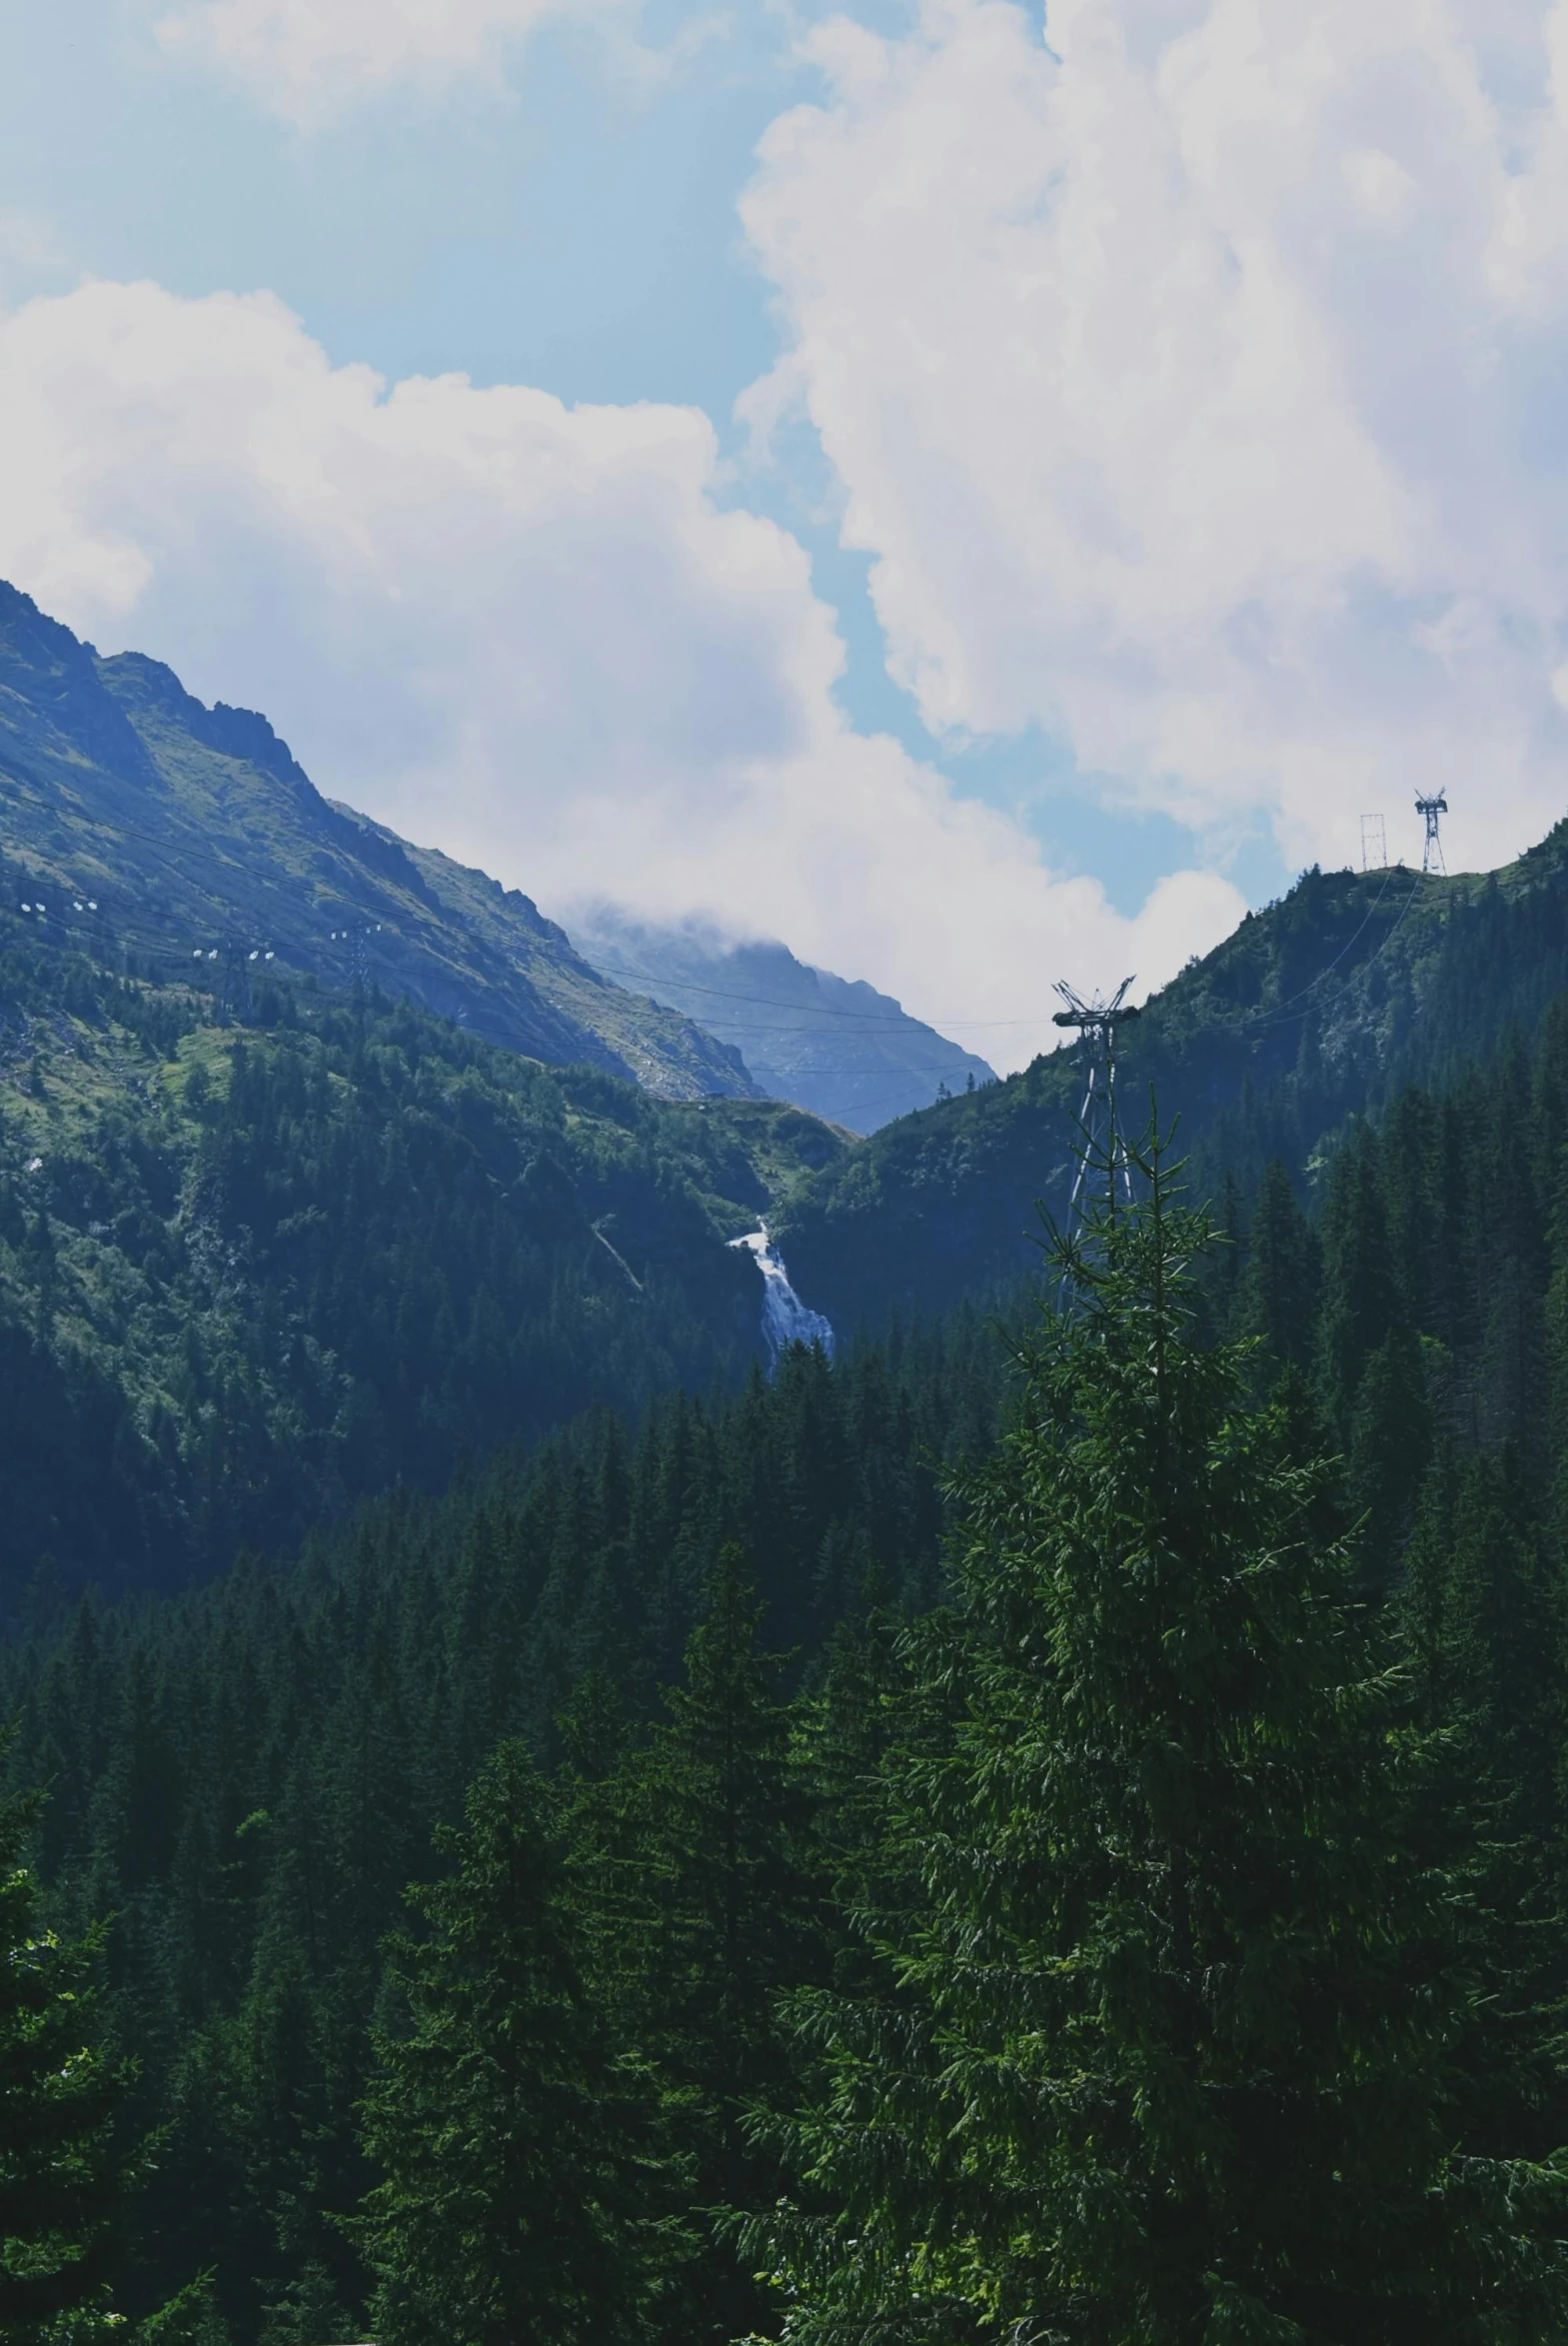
top-left (0, 885), bottom-right (849, 1603)
top-left (776, 835), bottom-right (1568, 1330)
top-left (12, 926), bottom-right (1568, 2346)
top-left (566, 907), bottom-right (996, 1131)
top-left (0, 582), bottom-right (761, 1101)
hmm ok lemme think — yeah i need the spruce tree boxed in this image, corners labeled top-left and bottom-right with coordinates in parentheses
top-left (357, 1741), bottom-right (661, 2346)
top-left (1316, 1121), bottom-right (1400, 1431)
top-left (745, 1129), bottom-right (1568, 2345)
top-left (1235, 1158), bottom-right (1318, 1368)
top-left (0, 1764), bottom-right (126, 2343)
top-left (572, 1545), bottom-right (826, 2346)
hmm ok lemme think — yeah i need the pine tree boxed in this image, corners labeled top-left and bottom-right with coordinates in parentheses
top-left (1235, 1157), bottom-right (1318, 1367)
top-left (1346, 1325), bottom-right (1432, 1585)
top-left (357, 1741), bottom-right (660, 2346)
top-left (575, 1546), bottom-right (826, 2346)
top-left (1316, 1121), bottom-right (1400, 1431)
top-left (744, 1129), bottom-right (1568, 2345)
top-left (0, 1761), bottom-right (127, 2342)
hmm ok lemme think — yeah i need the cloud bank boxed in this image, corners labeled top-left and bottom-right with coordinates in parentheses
top-left (0, 278), bottom-right (1237, 1069)
top-left (155, 0), bottom-right (632, 123)
top-left (742, 0), bottom-right (1568, 879)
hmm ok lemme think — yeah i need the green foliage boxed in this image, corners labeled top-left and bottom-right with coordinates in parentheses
top-left (14, 914), bottom-right (1568, 2345)
top-left (359, 1744), bottom-right (664, 2346)
top-left (744, 1133), bottom-right (1568, 2344)
top-left (570, 1548), bottom-right (829, 2344)
top-left (0, 1753), bottom-right (126, 2345)
top-left (0, 1307), bottom-right (1003, 2340)
top-left (0, 907), bottom-right (850, 1599)
top-left (781, 838), bottom-right (1568, 1332)
top-left (1233, 1159), bottom-right (1317, 1368)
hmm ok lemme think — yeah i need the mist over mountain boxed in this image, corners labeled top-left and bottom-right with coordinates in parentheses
top-left (565, 907), bottom-right (996, 1132)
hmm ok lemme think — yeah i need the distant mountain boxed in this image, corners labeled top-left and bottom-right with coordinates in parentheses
top-left (0, 583), bottom-right (761, 1101)
top-left (776, 835), bottom-right (1568, 1330)
top-left (566, 908), bottom-right (996, 1132)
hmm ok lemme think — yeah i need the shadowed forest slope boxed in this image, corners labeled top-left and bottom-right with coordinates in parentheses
top-left (778, 834), bottom-right (1568, 1328)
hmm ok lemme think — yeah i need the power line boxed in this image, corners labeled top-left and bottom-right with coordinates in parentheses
top-left (585, 956), bottom-right (1039, 1031)
top-left (1232, 860), bottom-right (1411, 1037)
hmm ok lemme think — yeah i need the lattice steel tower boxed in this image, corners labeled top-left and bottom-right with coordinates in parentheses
top-left (1416, 791), bottom-right (1448, 875)
top-left (1051, 977), bottom-right (1142, 1235)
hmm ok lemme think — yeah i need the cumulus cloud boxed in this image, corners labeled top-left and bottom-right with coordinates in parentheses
top-left (155, 0), bottom-right (632, 123)
top-left (741, 0), bottom-right (1568, 879)
top-left (0, 278), bottom-right (1240, 1069)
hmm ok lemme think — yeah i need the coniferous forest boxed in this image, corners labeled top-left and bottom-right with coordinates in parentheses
top-left (16, 890), bottom-right (1568, 2338)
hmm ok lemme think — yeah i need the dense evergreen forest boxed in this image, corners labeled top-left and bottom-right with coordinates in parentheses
top-left (13, 988), bottom-right (1568, 2339)
top-left (0, 872), bottom-right (849, 1605)
top-left (782, 825), bottom-right (1568, 1325)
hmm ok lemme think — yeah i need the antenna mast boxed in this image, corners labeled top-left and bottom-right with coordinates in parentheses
top-left (1415, 791), bottom-right (1448, 875)
top-left (1051, 977), bottom-right (1141, 1236)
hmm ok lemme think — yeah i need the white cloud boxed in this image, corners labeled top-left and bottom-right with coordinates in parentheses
top-left (0, 277), bottom-right (1241, 1070)
top-left (155, 0), bottom-right (634, 124)
top-left (0, 212), bottom-right (69, 276)
top-left (741, 0), bottom-right (1568, 880)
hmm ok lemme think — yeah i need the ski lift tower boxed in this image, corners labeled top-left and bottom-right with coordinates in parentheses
top-left (1416, 791), bottom-right (1448, 876)
top-left (1051, 976), bottom-right (1141, 1232)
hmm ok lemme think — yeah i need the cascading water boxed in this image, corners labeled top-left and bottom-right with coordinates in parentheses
top-left (730, 1224), bottom-right (835, 1370)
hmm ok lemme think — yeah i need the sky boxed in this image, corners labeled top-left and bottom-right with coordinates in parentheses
top-left (2, 0), bottom-right (1567, 1069)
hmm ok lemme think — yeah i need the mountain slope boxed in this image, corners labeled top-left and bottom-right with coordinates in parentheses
top-left (0, 583), bottom-right (761, 1100)
top-left (567, 908), bottom-right (996, 1131)
top-left (776, 836), bottom-right (1568, 1329)
top-left (0, 890), bottom-right (848, 1603)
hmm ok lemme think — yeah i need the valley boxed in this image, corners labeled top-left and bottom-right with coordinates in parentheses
top-left (8, 588), bottom-right (1568, 2346)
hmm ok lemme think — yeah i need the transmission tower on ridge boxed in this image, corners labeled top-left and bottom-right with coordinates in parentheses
top-left (1051, 977), bottom-right (1142, 1237)
top-left (1415, 791), bottom-right (1448, 875)
top-left (1361, 815), bottom-right (1387, 873)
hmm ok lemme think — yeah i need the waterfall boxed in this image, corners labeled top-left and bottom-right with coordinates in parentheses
top-left (729, 1225), bottom-right (835, 1369)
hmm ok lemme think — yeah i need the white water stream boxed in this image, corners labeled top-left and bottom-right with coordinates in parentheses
top-left (729, 1224), bottom-right (835, 1369)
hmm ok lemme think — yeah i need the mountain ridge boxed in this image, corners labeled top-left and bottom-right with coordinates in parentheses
top-left (775, 829), bottom-right (1568, 1329)
top-left (566, 907), bottom-right (996, 1131)
top-left (0, 582), bottom-right (762, 1101)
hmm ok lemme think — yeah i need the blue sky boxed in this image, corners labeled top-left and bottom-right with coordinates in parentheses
top-left (1, 0), bottom-right (1562, 1061)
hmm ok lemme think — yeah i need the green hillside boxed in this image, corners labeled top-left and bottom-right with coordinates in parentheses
top-left (0, 581), bottom-right (760, 1100)
top-left (12, 997), bottom-right (1568, 2343)
top-left (0, 889), bottom-right (846, 1606)
top-left (778, 832), bottom-right (1568, 1327)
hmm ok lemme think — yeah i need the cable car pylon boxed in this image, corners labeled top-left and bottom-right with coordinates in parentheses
top-left (1415, 791), bottom-right (1448, 875)
top-left (1051, 976), bottom-right (1141, 1246)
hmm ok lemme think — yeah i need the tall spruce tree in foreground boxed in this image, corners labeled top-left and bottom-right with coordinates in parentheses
top-left (356, 1742), bottom-right (663, 2346)
top-left (743, 1128), bottom-right (1568, 2345)
top-left (0, 1763), bottom-right (126, 2345)
top-left (571, 1546), bottom-right (826, 2346)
